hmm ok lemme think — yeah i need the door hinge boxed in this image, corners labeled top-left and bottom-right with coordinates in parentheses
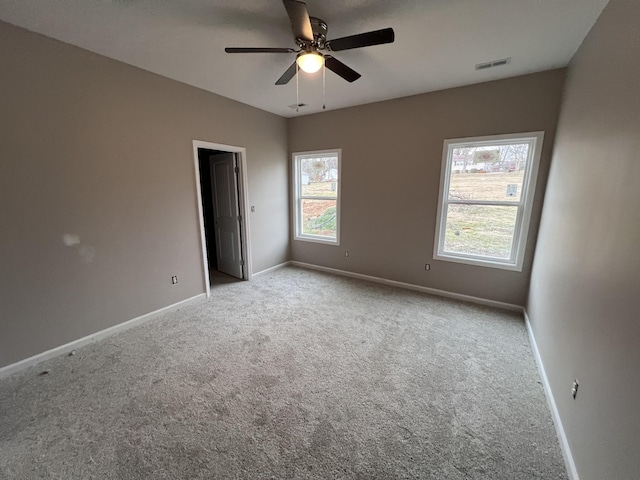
top-left (237, 215), bottom-right (242, 221)
top-left (235, 166), bottom-right (239, 174)
top-left (240, 260), bottom-right (245, 266)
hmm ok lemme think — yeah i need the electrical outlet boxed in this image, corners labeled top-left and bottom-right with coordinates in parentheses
top-left (425, 264), bottom-right (431, 271)
top-left (171, 276), bottom-right (178, 285)
top-left (571, 379), bottom-right (579, 399)
top-left (345, 251), bottom-right (349, 257)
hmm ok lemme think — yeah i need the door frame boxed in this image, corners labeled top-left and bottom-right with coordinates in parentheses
top-left (192, 140), bottom-right (252, 298)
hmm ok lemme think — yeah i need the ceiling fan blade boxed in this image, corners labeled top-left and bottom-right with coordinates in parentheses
top-left (225, 47), bottom-right (296, 53)
top-left (327, 27), bottom-right (395, 52)
top-left (282, 0), bottom-right (313, 43)
top-left (325, 56), bottom-right (361, 83)
top-left (275, 62), bottom-right (298, 85)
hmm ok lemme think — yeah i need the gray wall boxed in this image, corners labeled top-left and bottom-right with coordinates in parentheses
top-left (288, 70), bottom-right (566, 306)
top-left (0, 21), bottom-right (289, 368)
top-left (527, 1), bottom-right (640, 479)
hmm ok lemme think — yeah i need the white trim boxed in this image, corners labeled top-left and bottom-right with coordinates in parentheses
top-left (433, 132), bottom-right (544, 272)
top-left (192, 140), bottom-right (253, 299)
top-left (237, 151), bottom-right (253, 280)
top-left (192, 143), bottom-right (210, 297)
top-left (0, 294), bottom-right (206, 380)
top-left (292, 149), bottom-right (341, 246)
top-left (290, 261), bottom-right (522, 312)
top-left (252, 261), bottom-right (292, 277)
top-left (524, 309), bottom-right (579, 480)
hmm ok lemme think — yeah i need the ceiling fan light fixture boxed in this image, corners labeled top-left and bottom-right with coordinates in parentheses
top-left (297, 52), bottom-right (324, 73)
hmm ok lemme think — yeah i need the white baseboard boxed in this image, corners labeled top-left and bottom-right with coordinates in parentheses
top-left (524, 309), bottom-right (579, 480)
top-left (290, 261), bottom-right (523, 312)
top-left (252, 261), bottom-right (291, 277)
top-left (0, 293), bottom-right (206, 380)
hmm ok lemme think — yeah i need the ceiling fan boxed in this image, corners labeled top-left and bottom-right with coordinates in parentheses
top-left (224, 0), bottom-right (395, 85)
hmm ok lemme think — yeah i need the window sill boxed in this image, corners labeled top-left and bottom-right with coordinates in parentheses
top-left (434, 252), bottom-right (524, 272)
top-left (294, 235), bottom-right (340, 246)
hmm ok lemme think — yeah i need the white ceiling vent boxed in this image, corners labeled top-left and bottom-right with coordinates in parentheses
top-left (475, 57), bottom-right (512, 71)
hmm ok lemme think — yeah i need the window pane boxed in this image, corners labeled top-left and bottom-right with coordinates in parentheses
top-left (443, 204), bottom-right (518, 259)
top-left (301, 199), bottom-right (337, 238)
top-left (449, 144), bottom-right (529, 202)
top-left (300, 156), bottom-right (338, 198)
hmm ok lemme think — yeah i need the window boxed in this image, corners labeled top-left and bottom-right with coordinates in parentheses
top-left (293, 149), bottom-right (341, 244)
top-left (434, 132), bottom-right (543, 271)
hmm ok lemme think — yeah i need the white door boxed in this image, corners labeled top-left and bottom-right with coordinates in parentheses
top-left (210, 153), bottom-right (243, 279)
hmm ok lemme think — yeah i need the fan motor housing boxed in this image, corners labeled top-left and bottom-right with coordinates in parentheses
top-left (310, 17), bottom-right (328, 47)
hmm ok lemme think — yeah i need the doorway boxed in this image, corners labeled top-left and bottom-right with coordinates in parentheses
top-left (193, 141), bottom-right (252, 297)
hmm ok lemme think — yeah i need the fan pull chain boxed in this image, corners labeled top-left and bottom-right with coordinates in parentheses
top-left (296, 62), bottom-right (299, 113)
top-left (322, 61), bottom-right (326, 110)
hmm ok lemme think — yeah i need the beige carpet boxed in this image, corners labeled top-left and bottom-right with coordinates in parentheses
top-left (0, 266), bottom-right (567, 479)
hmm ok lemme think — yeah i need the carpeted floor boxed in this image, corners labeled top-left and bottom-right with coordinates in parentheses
top-left (0, 266), bottom-right (567, 479)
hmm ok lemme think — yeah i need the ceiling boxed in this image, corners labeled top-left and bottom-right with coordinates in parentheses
top-left (0, 0), bottom-right (609, 118)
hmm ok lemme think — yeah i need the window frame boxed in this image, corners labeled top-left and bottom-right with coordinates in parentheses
top-left (433, 132), bottom-right (544, 271)
top-left (292, 149), bottom-right (342, 245)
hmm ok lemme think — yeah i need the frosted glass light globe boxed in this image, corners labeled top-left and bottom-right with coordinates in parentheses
top-left (297, 52), bottom-right (324, 73)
